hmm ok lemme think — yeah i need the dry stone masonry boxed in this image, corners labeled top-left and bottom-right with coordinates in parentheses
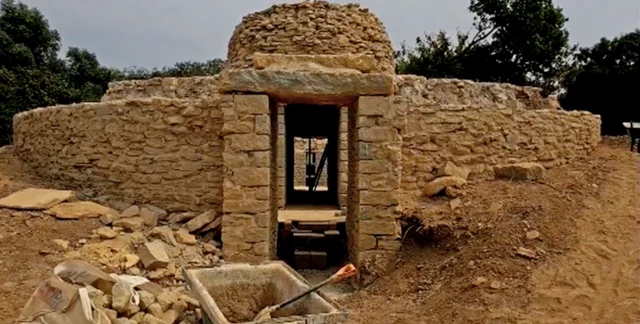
top-left (10, 1), bottom-right (601, 283)
top-left (226, 1), bottom-right (395, 73)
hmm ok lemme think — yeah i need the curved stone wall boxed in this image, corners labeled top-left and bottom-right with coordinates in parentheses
top-left (13, 96), bottom-right (226, 212)
top-left (13, 74), bottom-right (600, 212)
top-left (226, 1), bottom-right (395, 73)
top-left (393, 76), bottom-right (601, 200)
top-left (102, 76), bottom-right (219, 101)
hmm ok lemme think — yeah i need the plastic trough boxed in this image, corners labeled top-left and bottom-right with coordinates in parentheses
top-left (183, 261), bottom-right (349, 324)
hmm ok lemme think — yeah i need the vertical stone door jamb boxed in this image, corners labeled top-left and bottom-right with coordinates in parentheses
top-left (356, 96), bottom-right (402, 284)
top-left (221, 94), bottom-right (274, 263)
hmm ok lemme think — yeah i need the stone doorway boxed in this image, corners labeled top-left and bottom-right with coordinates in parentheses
top-left (278, 104), bottom-right (346, 270)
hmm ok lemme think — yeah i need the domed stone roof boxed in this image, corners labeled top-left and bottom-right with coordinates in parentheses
top-left (226, 1), bottom-right (395, 73)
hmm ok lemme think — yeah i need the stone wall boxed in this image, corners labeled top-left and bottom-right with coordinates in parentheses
top-left (394, 76), bottom-right (601, 200)
top-left (293, 137), bottom-right (328, 188)
top-left (226, 1), bottom-right (395, 73)
top-left (101, 76), bottom-right (219, 101)
top-left (13, 96), bottom-right (226, 212)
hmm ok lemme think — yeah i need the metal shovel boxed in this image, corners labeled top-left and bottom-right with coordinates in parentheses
top-left (253, 263), bottom-right (357, 322)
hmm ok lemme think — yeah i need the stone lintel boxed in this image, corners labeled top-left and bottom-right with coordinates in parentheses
top-left (217, 69), bottom-right (394, 105)
top-left (252, 53), bottom-right (378, 73)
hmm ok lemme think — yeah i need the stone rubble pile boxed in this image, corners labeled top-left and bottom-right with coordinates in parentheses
top-left (54, 203), bottom-right (224, 288)
top-left (0, 187), bottom-right (226, 323)
top-left (85, 280), bottom-right (201, 324)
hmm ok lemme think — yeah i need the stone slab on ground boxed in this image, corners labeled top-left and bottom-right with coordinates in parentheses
top-left (45, 201), bottom-right (119, 219)
top-left (494, 162), bottom-right (546, 181)
top-left (0, 188), bottom-right (74, 210)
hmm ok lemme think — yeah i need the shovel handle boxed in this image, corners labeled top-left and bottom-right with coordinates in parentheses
top-left (276, 264), bottom-right (356, 311)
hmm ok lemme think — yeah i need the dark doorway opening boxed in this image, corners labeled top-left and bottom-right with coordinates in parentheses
top-left (277, 104), bottom-right (346, 271)
top-left (285, 104), bottom-right (339, 207)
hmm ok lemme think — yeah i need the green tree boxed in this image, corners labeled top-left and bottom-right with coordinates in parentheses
top-left (561, 30), bottom-right (640, 135)
top-left (0, 0), bottom-right (119, 144)
top-left (64, 47), bottom-right (121, 102)
top-left (119, 59), bottom-right (224, 80)
top-left (397, 0), bottom-right (573, 95)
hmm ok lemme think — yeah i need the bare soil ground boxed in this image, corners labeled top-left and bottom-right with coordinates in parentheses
top-left (345, 138), bottom-right (640, 323)
top-left (0, 139), bottom-right (638, 324)
top-left (0, 150), bottom-right (101, 323)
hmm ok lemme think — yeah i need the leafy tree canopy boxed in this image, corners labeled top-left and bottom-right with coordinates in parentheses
top-left (561, 30), bottom-right (640, 135)
top-left (397, 0), bottom-right (573, 95)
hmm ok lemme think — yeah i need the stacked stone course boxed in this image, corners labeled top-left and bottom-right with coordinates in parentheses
top-left (227, 1), bottom-right (395, 73)
top-left (13, 96), bottom-right (225, 213)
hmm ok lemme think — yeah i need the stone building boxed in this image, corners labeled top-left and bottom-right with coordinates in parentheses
top-left (11, 1), bottom-right (601, 282)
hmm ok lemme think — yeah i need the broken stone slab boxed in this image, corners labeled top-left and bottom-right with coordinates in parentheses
top-left (201, 242), bottom-right (219, 254)
top-left (120, 205), bottom-right (140, 218)
top-left (199, 216), bottom-right (222, 233)
top-left (45, 201), bottom-right (120, 220)
top-left (174, 229), bottom-right (197, 245)
top-left (494, 162), bottom-right (546, 181)
top-left (51, 239), bottom-right (70, 250)
top-left (185, 210), bottom-right (216, 232)
top-left (516, 247), bottom-right (537, 259)
top-left (424, 176), bottom-right (467, 197)
top-left (113, 217), bottom-right (145, 232)
top-left (139, 240), bottom-right (170, 270)
top-left (96, 227), bottom-right (118, 239)
top-left (217, 69), bottom-right (394, 105)
top-left (149, 226), bottom-right (179, 247)
top-left (437, 161), bottom-right (470, 180)
top-left (143, 204), bottom-right (168, 220)
top-left (123, 254), bottom-right (140, 269)
top-left (167, 212), bottom-right (197, 224)
top-left (252, 53), bottom-right (377, 73)
top-left (449, 198), bottom-right (463, 210)
top-left (140, 208), bottom-right (159, 227)
top-left (0, 188), bottom-right (74, 210)
top-left (100, 212), bottom-right (120, 225)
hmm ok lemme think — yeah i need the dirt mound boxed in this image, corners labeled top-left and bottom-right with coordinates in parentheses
top-left (345, 138), bottom-right (640, 323)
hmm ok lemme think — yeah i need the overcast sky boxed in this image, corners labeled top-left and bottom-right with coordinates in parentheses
top-left (18, 0), bottom-right (640, 69)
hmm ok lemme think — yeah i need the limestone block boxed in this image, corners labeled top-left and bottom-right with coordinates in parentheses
top-left (253, 53), bottom-right (377, 73)
top-left (185, 210), bottom-right (216, 232)
top-left (437, 161), bottom-right (470, 180)
top-left (494, 162), bottom-right (546, 181)
top-left (424, 176), bottom-right (467, 197)
top-left (359, 234), bottom-right (377, 250)
top-left (0, 188), bottom-right (74, 210)
top-left (358, 96), bottom-right (390, 116)
top-left (139, 240), bottom-right (170, 270)
top-left (359, 126), bottom-right (399, 142)
top-left (231, 167), bottom-right (270, 187)
top-left (377, 238), bottom-right (402, 251)
top-left (360, 191), bottom-right (398, 207)
top-left (218, 69), bottom-right (394, 104)
top-left (228, 134), bottom-right (270, 152)
top-left (45, 201), bottom-right (119, 220)
top-left (233, 95), bottom-right (269, 115)
top-left (360, 220), bottom-right (397, 236)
